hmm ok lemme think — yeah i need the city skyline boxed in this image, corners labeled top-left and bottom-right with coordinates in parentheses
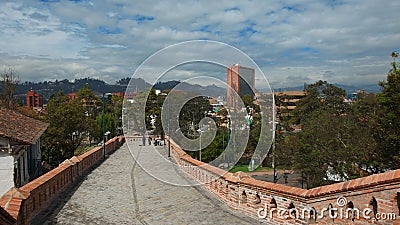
top-left (0, 1), bottom-right (399, 88)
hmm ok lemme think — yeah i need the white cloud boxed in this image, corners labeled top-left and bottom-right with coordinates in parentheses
top-left (0, 0), bottom-right (398, 87)
top-left (0, 2), bottom-right (90, 59)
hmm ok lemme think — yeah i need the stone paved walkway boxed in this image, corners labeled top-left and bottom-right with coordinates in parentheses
top-left (34, 141), bottom-right (260, 225)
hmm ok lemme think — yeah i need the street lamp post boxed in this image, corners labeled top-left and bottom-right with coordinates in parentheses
top-left (199, 131), bottom-right (202, 161)
top-left (245, 112), bottom-right (254, 170)
top-left (168, 94), bottom-right (171, 157)
top-left (227, 115), bottom-right (231, 167)
top-left (222, 131), bottom-right (225, 160)
top-left (102, 93), bottom-right (111, 159)
top-left (102, 93), bottom-right (105, 160)
top-left (272, 136), bottom-right (277, 183)
top-left (197, 127), bottom-right (204, 161)
top-left (103, 131), bottom-right (111, 158)
top-left (272, 102), bottom-right (278, 183)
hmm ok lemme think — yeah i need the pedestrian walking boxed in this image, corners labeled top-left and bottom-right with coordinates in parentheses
top-left (142, 136), bottom-right (146, 146)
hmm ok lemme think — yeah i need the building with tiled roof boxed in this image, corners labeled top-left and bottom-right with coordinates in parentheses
top-left (0, 107), bottom-right (49, 197)
top-left (275, 91), bottom-right (306, 114)
top-left (274, 91), bottom-right (306, 133)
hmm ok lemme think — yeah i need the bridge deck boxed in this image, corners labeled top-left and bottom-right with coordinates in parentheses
top-left (34, 141), bottom-right (259, 224)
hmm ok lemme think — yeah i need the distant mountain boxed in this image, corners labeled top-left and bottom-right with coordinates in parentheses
top-left (7, 77), bottom-right (225, 105)
top-left (12, 78), bottom-right (127, 103)
top-left (153, 80), bottom-right (226, 97)
top-left (6, 76), bottom-right (382, 105)
top-left (335, 83), bottom-right (382, 94)
top-left (126, 79), bottom-right (226, 97)
top-left (274, 83), bottom-right (381, 95)
top-left (117, 77), bottom-right (151, 90)
top-left (153, 80), bottom-right (181, 91)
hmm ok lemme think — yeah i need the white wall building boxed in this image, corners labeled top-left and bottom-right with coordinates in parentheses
top-left (0, 107), bottom-right (48, 197)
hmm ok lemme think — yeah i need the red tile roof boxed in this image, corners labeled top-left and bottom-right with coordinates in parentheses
top-left (0, 107), bottom-right (49, 144)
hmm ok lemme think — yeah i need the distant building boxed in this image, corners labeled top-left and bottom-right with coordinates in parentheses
top-left (26, 90), bottom-right (43, 108)
top-left (124, 91), bottom-right (138, 99)
top-left (112, 92), bottom-right (125, 98)
top-left (275, 91), bottom-right (306, 113)
top-left (67, 92), bottom-right (77, 100)
top-left (207, 97), bottom-right (225, 116)
top-left (67, 92), bottom-right (99, 110)
top-left (227, 64), bottom-right (255, 106)
top-left (0, 107), bottom-right (49, 196)
top-left (274, 91), bottom-right (306, 132)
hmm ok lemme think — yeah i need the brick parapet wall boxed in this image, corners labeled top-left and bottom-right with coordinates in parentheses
top-left (167, 137), bottom-right (400, 224)
top-left (0, 203), bottom-right (15, 225)
top-left (0, 136), bottom-right (125, 225)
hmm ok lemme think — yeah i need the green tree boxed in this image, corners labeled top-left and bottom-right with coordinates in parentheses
top-left (273, 55), bottom-right (400, 188)
top-left (42, 91), bottom-right (96, 163)
top-left (281, 81), bottom-right (353, 188)
top-left (200, 129), bottom-right (228, 162)
top-left (110, 95), bottom-right (123, 130)
top-left (96, 112), bottom-right (116, 138)
top-left (124, 90), bottom-right (147, 134)
top-left (350, 92), bottom-right (381, 174)
top-left (295, 80), bottom-right (348, 119)
top-left (125, 88), bottom-right (166, 136)
top-left (376, 52), bottom-right (400, 168)
top-left (145, 89), bottom-right (162, 132)
top-left (178, 96), bottom-right (212, 139)
top-left (96, 93), bottom-right (123, 140)
top-left (77, 84), bottom-right (102, 117)
top-left (76, 84), bottom-right (100, 143)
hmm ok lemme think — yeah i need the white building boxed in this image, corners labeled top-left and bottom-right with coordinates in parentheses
top-left (0, 107), bottom-right (48, 197)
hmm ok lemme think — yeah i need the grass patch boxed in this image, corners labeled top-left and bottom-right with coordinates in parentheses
top-left (75, 145), bottom-right (94, 156)
top-left (229, 165), bottom-right (274, 173)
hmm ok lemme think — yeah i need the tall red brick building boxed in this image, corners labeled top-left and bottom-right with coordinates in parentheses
top-left (227, 64), bottom-right (255, 106)
top-left (26, 90), bottom-right (43, 108)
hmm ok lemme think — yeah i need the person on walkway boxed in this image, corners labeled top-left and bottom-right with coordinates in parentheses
top-left (148, 137), bottom-right (152, 145)
top-left (142, 136), bottom-right (146, 146)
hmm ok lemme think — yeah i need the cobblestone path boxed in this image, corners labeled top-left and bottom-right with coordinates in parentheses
top-left (34, 141), bottom-right (260, 225)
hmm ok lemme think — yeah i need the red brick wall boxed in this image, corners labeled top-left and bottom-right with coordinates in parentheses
top-left (0, 206), bottom-right (15, 225)
top-left (168, 137), bottom-right (400, 224)
top-left (0, 136), bottom-right (125, 225)
top-left (26, 90), bottom-right (43, 108)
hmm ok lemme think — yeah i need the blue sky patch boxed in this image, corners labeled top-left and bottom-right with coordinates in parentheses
top-left (198, 25), bottom-right (211, 33)
top-left (302, 47), bottom-right (320, 54)
top-left (136, 15), bottom-right (154, 24)
top-left (224, 7), bottom-right (240, 12)
top-left (326, 0), bottom-right (345, 8)
top-left (120, 15), bottom-right (154, 24)
top-left (39, 0), bottom-right (60, 2)
top-left (282, 5), bottom-right (304, 13)
top-left (239, 26), bottom-right (257, 37)
top-left (97, 26), bottom-right (121, 35)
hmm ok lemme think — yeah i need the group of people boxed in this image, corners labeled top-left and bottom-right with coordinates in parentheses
top-left (141, 136), bottom-right (163, 146)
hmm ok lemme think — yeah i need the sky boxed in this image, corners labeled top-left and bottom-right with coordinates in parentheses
top-left (0, 0), bottom-right (399, 88)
